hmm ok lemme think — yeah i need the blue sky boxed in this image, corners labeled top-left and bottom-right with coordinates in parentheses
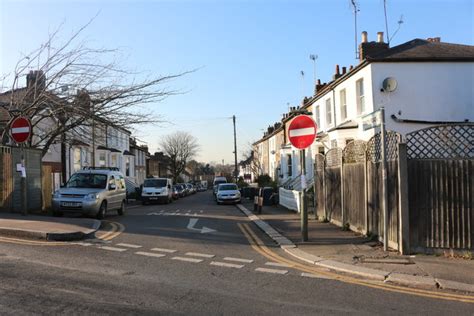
top-left (1, 0), bottom-right (473, 164)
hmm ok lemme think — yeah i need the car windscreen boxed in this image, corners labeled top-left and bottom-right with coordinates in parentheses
top-left (219, 184), bottom-right (238, 191)
top-left (214, 180), bottom-right (227, 186)
top-left (66, 173), bottom-right (107, 189)
top-left (144, 179), bottom-right (168, 188)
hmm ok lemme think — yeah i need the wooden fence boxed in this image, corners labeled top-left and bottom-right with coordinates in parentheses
top-left (406, 124), bottom-right (473, 253)
top-left (0, 146), bottom-right (43, 213)
top-left (313, 123), bottom-right (473, 254)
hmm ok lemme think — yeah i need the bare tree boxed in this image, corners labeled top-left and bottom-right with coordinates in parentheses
top-left (0, 18), bottom-right (192, 157)
top-left (160, 131), bottom-right (199, 182)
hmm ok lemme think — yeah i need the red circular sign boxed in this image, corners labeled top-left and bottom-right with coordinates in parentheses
top-left (288, 115), bottom-right (317, 149)
top-left (10, 116), bottom-right (31, 143)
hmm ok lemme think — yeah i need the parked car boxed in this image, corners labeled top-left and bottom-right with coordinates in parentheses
top-left (178, 183), bottom-right (189, 196)
top-left (186, 183), bottom-right (196, 194)
top-left (196, 183), bottom-right (206, 192)
top-left (215, 183), bottom-right (241, 205)
top-left (171, 185), bottom-right (180, 200)
top-left (175, 184), bottom-right (186, 197)
top-left (213, 176), bottom-right (228, 196)
top-left (141, 178), bottom-right (173, 204)
top-left (52, 167), bottom-right (126, 219)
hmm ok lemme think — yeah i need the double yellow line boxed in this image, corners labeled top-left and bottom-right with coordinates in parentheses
top-left (97, 221), bottom-right (125, 241)
top-left (238, 223), bottom-right (474, 304)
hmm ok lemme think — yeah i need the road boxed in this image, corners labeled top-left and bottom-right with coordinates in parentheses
top-left (0, 191), bottom-right (472, 315)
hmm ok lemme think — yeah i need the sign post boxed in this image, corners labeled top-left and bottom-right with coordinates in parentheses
top-left (288, 115), bottom-right (317, 241)
top-left (10, 116), bottom-right (31, 216)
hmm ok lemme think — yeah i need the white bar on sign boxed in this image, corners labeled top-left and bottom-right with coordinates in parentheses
top-left (289, 127), bottom-right (315, 137)
top-left (11, 127), bottom-right (30, 134)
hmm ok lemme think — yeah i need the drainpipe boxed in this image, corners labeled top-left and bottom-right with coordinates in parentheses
top-left (332, 88), bottom-right (337, 129)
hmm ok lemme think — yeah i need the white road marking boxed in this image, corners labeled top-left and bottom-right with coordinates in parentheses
top-left (265, 262), bottom-right (290, 267)
top-left (185, 252), bottom-right (215, 258)
top-left (151, 248), bottom-right (177, 253)
top-left (116, 243), bottom-right (142, 249)
top-left (255, 268), bottom-right (288, 275)
top-left (289, 127), bottom-right (315, 137)
top-left (135, 251), bottom-right (166, 258)
top-left (100, 246), bottom-right (128, 252)
top-left (75, 242), bottom-right (93, 246)
top-left (210, 261), bottom-right (244, 269)
top-left (171, 256), bottom-right (203, 263)
top-left (223, 257), bottom-right (254, 263)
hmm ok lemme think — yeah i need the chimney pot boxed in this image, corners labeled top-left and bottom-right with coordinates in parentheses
top-left (349, 65), bottom-right (354, 71)
top-left (342, 66), bottom-right (347, 74)
top-left (335, 64), bottom-right (340, 75)
top-left (361, 31), bottom-right (368, 43)
top-left (377, 32), bottom-right (384, 43)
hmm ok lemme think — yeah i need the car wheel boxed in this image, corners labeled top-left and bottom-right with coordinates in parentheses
top-left (118, 201), bottom-right (125, 216)
top-left (96, 202), bottom-right (107, 220)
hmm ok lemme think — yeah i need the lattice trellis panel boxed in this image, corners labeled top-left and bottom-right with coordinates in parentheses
top-left (406, 124), bottom-right (474, 159)
top-left (343, 140), bottom-right (367, 163)
top-left (325, 148), bottom-right (342, 167)
top-left (314, 153), bottom-right (325, 172)
top-left (366, 131), bottom-right (401, 163)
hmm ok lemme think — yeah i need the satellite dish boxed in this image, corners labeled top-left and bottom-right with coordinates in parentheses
top-left (382, 77), bottom-right (397, 92)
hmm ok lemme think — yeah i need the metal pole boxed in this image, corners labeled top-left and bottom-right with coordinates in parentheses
top-left (20, 147), bottom-right (27, 216)
top-left (381, 107), bottom-right (389, 251)
top-left (301, 149), bottom-right (308, 241)
top-left (92, 100), bottom-right (95, 167)
top-left (233, 115), bottom-right (238, 182)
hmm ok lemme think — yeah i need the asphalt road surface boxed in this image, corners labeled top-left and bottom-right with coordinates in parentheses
top-left (0, 191), bottom-right (472, 315)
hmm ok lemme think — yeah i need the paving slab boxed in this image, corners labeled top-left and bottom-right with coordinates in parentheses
top-left (0, 214), bottom-right (101, 241)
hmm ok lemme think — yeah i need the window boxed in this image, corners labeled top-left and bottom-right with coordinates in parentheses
top-left (340, 89), bottom-right (347, 121)
top-left (287, 154), bottom-right (292, 177)
top-left (315, 106), bottom-right (321, 128)
top-left (108, 175), bottom-right (116, 189)
top-left (318, 146), bottom-right (325, 154)
top-left (73, 148), bottom-right (81, 172)
top-left (99, 152), bottom-right (106, 167)
top-left (325, 98), bottom-right (332, 126)
top-left (356, 79), bottom-right (365, 114)
top-left (126, 157), bottom-right (130, 176)
top-left (331, 140), bottom-right (338, 148)
top-left (111, 155), bottom-right (117, 167)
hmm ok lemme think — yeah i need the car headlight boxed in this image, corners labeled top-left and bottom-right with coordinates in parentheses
top-left (85, 193), bottom-right (99, 200)
top-left (236, 192), bottom-right (241, 197)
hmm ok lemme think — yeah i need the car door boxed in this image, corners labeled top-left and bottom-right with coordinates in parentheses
top-left (108, 175), bottom-right (119, 210)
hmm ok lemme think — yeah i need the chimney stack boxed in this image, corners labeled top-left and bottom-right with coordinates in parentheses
top-left (333, 64), bottom-right (341, 80)
top-left (359, 31), bottom-right (389, 62)
top-left (26, 70), bottom-right (46, 91)
top-left (377, 32), bottom-right (384, 43)
top-left (342, 66), bottom-right (347, 75)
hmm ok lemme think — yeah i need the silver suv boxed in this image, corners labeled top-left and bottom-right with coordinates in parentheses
top-left (52, 168), bottom-right (127, 219)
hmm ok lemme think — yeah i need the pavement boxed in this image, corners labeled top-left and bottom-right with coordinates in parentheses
top-left (237, 199), bottom-right (474, 294)
top-left (1, 198), bottom-right (473, 295)
top-left (0, 212), bottom-right (101, 241)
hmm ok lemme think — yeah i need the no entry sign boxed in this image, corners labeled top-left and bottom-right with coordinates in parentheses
top-left (288, 115), bottom-right (317, 149)
top-left (10, 116), bottom-right (31, 143)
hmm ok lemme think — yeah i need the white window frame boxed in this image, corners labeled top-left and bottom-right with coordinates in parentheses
top-left (356, 79), bottom-right (365, 114)
top-left (340, 89), bottom-right (347, 121)
top-left (325, 98), bottom-right (332, 126)
top-left (315, 106), bottom-right (321, 129)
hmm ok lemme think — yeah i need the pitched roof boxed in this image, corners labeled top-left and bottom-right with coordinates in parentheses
top-left (368, 39), bottom-right (474, 62)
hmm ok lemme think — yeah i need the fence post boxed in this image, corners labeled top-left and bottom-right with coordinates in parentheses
top-left (398, 143), bottom-right (410, 254)
top-left (364, 150), bottom-right (369, 235)
top-left (323, 156), bottom-right (327, 221)
top-left (340, 153), bottom-right (345, 227)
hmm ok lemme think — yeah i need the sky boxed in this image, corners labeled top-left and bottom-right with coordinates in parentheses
top-left (1, 0), bottom-right (473, 164)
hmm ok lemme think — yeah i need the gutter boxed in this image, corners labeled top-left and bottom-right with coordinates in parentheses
top-left (390, 114), bottom-right (470, 124)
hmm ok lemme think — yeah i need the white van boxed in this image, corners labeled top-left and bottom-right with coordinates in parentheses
top-left (141, 178), bottom-right (173, 204)
top-left (213, 176), bottom-right (228, 196)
